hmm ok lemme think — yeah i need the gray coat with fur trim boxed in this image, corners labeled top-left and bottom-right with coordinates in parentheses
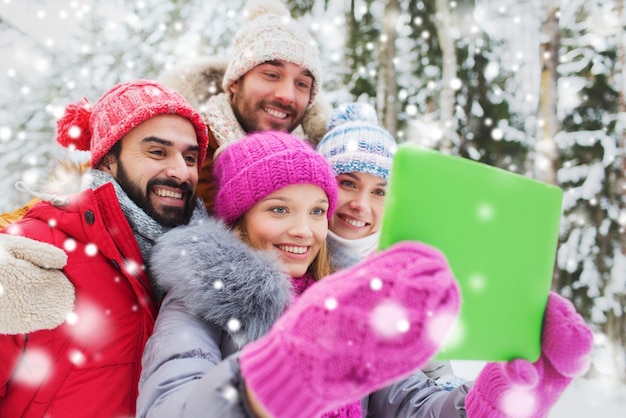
top-left (137, 218), bottom-right (471, 418)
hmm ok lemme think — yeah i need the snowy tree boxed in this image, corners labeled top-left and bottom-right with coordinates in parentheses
top-left (433, 0), bottom-right (458, 153)
top-left (555, 0), bottom-right (626, 381)
top-left (376, 0), bottom-right (399, 136)
top-left (0, 0), bottom-right (242, 213)
top-left (537, 0), bottom-right (561, 185)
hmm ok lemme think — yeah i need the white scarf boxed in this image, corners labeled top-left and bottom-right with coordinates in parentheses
top-left (327, 230), bottom-right (381, 261)
top-left (203, 93), bottom-right (307, 154)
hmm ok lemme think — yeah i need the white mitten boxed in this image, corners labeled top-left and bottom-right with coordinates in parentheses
top-left (0, 234), bottom-right (74, 333)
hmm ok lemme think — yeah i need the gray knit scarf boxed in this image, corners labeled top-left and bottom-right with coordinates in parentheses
top-left (90, 170), bottom-right (207, 294)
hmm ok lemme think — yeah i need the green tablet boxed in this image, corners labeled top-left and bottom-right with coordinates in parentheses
top-left (378, 143), bottom-right (563, 362)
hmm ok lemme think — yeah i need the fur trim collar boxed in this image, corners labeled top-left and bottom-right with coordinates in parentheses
top-left (15, 156), bottom-right (92, 205)
top-left (149, 216), bottom-right (293, 348)
top-left (158, 57), bottom-right (331, 146)
top-left (149, 216), bottom-right (360, 348)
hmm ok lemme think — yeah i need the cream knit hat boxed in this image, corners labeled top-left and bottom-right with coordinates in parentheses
top-left (222, 0), bottom-right (322, 103)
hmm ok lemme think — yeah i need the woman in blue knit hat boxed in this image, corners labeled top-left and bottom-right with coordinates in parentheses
top-left (316, 102), bottom-right (397, 259)
top-left (316, 102), bottom-right (467, 385)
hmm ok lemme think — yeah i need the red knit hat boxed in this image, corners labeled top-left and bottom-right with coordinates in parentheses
top-left (56, 80), bottom-right (209, 170)
top-left (214, 131), bottom-right (337, 226)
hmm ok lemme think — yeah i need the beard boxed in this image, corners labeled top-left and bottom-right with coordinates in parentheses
top-left (115, 161), bottom-right (196, 228)
top-left (230, 84), bottom-right (303, 134)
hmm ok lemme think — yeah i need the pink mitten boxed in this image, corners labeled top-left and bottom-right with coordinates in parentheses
top-left (239, 241), bottom-right (460, 418)
top-left (466, 292), bottom-right (593, 418)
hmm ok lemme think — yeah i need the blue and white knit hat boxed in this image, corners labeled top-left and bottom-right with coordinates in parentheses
top-left (316, 102), bottom-right (397, 181)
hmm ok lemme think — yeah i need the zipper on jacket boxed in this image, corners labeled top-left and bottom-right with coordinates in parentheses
top-left (116, 255), bottom-right (154, 299)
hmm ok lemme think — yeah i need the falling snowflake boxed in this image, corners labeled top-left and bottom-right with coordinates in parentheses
top-left (68, 125), bottom-right (81, 138)
top-left (68, 349), bottom-right (86, 367)
top-left (476, 203), bottom-right (494, 221)
top-left (65, 300), bottom-right (112, 347)
top-left (468, 273), bottom-right (486, 292)
top-left (124, 259), bottom-right (141, 275)
top-left (500, 387), bottom-right (537, 418)
top-left (449, 78), bottom-right (463, 90)
top-left (0, 126), bottom-right (11, 141)
top-left (227, 318), bottom-right (241, 332)
top-left (370, 277), bottom-right (383, 290)
top-left (370, 300), bottom-right (410, 339)
top-left (63, 238), bottom-right (77, 252)
top-left (346, 140), bottom-right (359, 152)
top-left (65, 311), bottom-right (78, 325)
top-left (13, 348), bottom-right (53, 387)
top-left (84, 243), bottom-right (98, 256)
top-left (427, 311), bottom-right (460, 347)
top-left (5, 224), bottom-right (22, 236)
top-left (221, 385), bottom-right (239, 403)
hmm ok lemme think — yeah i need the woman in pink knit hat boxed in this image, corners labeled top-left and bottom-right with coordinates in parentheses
top-left (137, 131), bottom-right (593, 418)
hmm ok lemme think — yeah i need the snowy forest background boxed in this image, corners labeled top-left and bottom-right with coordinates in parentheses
top-left (1, 0), bottom-right (625, 406)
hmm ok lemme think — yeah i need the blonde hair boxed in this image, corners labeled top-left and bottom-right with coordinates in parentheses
top-left (232, 218), bottom-right (334, 282)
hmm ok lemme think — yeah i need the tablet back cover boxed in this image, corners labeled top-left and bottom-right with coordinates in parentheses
top-left (378, 144), bottom-right (563, 361)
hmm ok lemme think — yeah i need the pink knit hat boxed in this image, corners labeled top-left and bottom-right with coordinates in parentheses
top-left (55, 80), bottom-right (209, 170)
top-left (214, 131), bottom-right (337, 226)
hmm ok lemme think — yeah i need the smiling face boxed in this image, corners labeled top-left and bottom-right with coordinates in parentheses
top-left (330, 172), bottom-right (387, 240)
top-left (229, 60), bottom-right (313, 134)
top-left (242, 184), bottom-right (329, 278)
top-left (98, 114), bottom-right (200, 228)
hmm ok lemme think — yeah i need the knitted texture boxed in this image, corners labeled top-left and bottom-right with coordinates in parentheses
top-left (213, 131), bottom-right (337, 226)
top-left (222, 0), bottom-right (322, 102)
top-left (316, 102), bottom-right (397, 181)
top-left (465, 292), bottom-right (593, 418)
top-left (56, 80), bottom-right (209, 170)
top-left (239, 241), bottom-right (461, 418)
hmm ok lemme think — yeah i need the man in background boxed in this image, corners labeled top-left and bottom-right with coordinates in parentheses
top-left (159, 0), bottom-right (330, 212)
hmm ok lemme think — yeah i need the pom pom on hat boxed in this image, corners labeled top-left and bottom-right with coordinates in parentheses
top-left (55, 80), bottom-right (209, 171)
top-left (222, 0), bottom-right (322, 103)
top-left (326, 101), bottom-right (378, 133)
top-left (317, 102), bottom-right (397, 181)
top-left (56, 98), bottom-right (92, 151)
top-left (214, 131), bottom-right (337, 226)
top-left (244, 0), bottom-right (289, 19)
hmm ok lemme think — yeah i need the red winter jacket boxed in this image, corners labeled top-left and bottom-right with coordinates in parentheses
top-left (0, 183), bottom-right (157, 418)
